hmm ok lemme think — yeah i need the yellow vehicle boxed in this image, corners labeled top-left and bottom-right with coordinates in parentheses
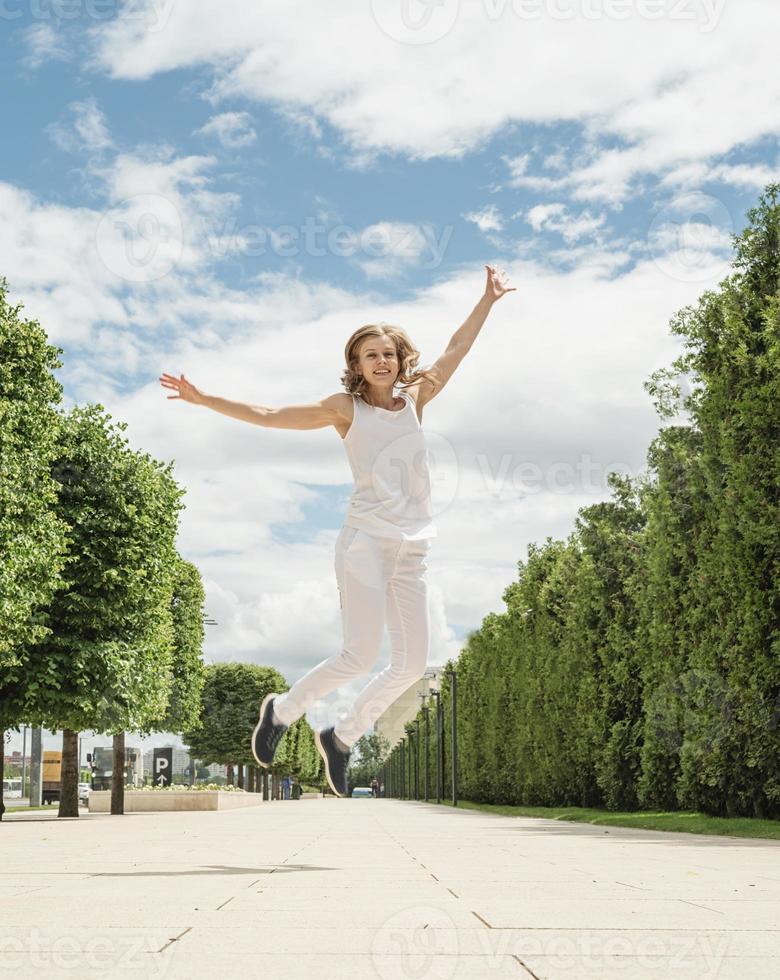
top-left (42, 750), bottom-right (62, 804)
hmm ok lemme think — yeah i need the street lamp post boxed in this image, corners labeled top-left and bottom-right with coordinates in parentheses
top-left (447, 669), bottom-right (458, 807)
top-left (405, 728), bottom-right (413, 800)
top-left (430, 690), bottom-right (442, 804)
top-left (414, 718), bottom-right (420, 800)
top-left (421, 705), bottom-right (430, 802)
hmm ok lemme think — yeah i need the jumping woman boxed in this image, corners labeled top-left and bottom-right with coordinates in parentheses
top-left (159, 264), bottom-right (516, 796)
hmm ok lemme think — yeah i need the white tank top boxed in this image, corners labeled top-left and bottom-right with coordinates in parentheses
top-left (341, 388), bottom-right (437, 540)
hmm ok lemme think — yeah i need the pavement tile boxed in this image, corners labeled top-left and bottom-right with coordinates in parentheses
top-left (2, 799), bottom-right (779, 979)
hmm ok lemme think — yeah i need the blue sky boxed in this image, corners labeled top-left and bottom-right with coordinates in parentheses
top-left (3, 0), bottom-right (779, 755)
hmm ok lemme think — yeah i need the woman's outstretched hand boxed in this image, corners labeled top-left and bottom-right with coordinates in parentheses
top-left (159, 372), bottom-right (205, 405)
top-left (484, 264), bottom-right (516, 302)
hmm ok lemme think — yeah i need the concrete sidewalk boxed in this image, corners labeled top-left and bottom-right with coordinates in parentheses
top-left (1, 798), bottom-right (779, 979)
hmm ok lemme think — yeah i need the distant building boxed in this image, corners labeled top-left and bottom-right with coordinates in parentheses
top-left (374, 669), bottom-right (441, 748)
top-left (142, 747), bottom-right (193, 777)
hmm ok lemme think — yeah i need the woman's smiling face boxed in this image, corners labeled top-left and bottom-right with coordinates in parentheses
top-left (355, 334), bottom-right (399, 388)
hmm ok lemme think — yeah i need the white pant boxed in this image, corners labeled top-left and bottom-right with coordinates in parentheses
top-left (272, 526), bottom-right (432, 747)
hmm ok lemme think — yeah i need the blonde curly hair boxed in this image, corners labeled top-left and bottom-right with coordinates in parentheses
top-left (341, 323), bottom-right (437, 403)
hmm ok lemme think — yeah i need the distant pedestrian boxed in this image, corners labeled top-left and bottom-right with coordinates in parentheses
top-left (371, 777), bottom-right (378, 798)
top-left (282, 775), bottom-right (292, 800)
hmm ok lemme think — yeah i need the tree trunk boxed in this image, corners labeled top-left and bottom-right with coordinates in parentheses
top-left (111, 732), bottom-right (125, 815)
top-left (247, 766), bottom-right (255, 792)
top-left (237, 764), bottom-right (244, 790)
top-left (0, 735), bottom-right (5, 821)
top-left (58, 730), bottom-right (79, 818)
top-left (262, 770), bottom-right (269, 800)
top-left (226, 762), bottom-right (234, 786)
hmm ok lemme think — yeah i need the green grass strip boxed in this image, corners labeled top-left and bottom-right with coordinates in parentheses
top-left (3, 805), bottom-right (57, 813)
top-left (423, 799), bottom-right (780, 840)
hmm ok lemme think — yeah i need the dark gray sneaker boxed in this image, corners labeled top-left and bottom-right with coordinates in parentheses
top-left (251, 692), bottom-right (288, 768)
top-left (314, 726), bottom-right (351, 797)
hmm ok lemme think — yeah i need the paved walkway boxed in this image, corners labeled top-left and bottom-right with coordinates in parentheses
top-left (2, 798), bottom-right (779, 978)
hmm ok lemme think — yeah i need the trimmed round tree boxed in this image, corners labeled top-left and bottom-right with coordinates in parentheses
top-left (3, 403), bottom-right (184, 817)
top-left (0, 281), bottom-right (70, 819)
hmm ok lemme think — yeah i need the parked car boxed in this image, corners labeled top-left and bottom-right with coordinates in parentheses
top-left (78, 782), bottom-right (91, 806)
top-left (350, 786), bottom-right (373, 798)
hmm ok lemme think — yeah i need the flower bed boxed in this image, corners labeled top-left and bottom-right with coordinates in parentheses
top-left (135, 783), bottom-right (243, 792)
top-left (88, 789), bottom-right (264, 812)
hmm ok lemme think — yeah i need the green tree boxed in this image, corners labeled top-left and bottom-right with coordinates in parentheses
top-left (0, 282), bottom-right (70, 820)
top-left (645, 184), bottom-right (780, 816)
top-left (161, 558), bottom-right (208, 736)
top-left (112, 558), bottom-right (208, 808)
top-left (348, 732), bottom-right (390, 791)
top-left (183, 662), bottom-right (291, 780)
top-left (3, 404), bottom-right (184, 817)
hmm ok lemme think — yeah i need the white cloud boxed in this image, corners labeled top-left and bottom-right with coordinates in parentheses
top-left (661, 159), bottom-right (780, 193)
top-left (525, 203), bottom-right (567, 232)
top-left (87, 0), bottom-right (780, 198)
top-left (93, 248), bottom-right (717, 693)
top-left (5, 149), bottom-right (732, 706)
top-left (463, 204), bottom-right (504, 233)
top-left (524, 203), bottom-right (607, 242)
top-left (348, 221), bottom-right (454, 280)
top-left (196, 111), bottom-right (257, 149)
top-left (19, 22), bottom-right (70, 70)
top-left (46, 98), bottom-right (114, 154)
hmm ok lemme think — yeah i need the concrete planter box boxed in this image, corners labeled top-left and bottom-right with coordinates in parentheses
top-left (88, 790), bottom-right (265, 812)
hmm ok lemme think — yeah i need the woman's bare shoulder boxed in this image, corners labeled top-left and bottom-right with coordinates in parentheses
top-left (324, 391), bottom-right (353, 414)
top-left (321, 391), bottom-right (354, 429)
top-left (401, 377), bottom-right (435, 407)
top-left (324, 391), bottom-right (355, 439)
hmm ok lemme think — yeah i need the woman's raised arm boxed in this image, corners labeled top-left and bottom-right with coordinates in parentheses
top-left (415, 265), bottom-right (516, 408)
top-left (159, 373), bottom-right (346, 430)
